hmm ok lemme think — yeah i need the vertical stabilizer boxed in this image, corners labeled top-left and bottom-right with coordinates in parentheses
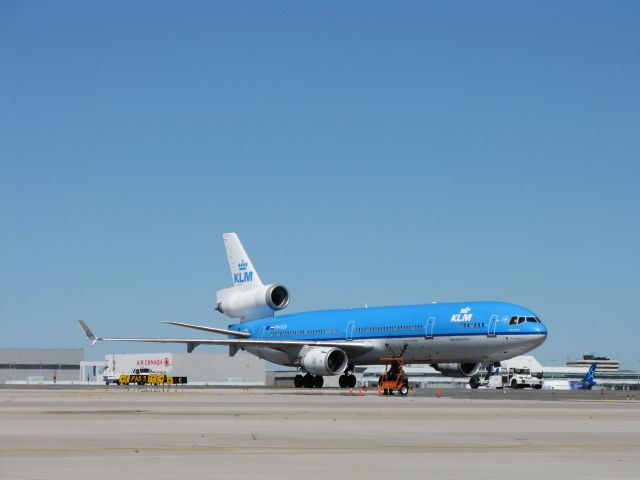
top-left (223, 233), bottom-right (263, 288)
top-left (583, 363), bottom-right (597, 385)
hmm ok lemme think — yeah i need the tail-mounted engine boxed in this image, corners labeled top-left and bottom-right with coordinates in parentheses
top-left (216, 284), bottom-right (289, 320)
top-left (431, 362), bottom-right (481, 378)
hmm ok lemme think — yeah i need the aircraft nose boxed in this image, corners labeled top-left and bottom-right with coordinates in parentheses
top-left (539, 322), bottom-right (548, 336)
top-left (536, 323), bottom-right (548, 346)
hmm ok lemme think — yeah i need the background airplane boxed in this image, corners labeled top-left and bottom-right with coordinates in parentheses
top-left (542, 363), bottom-right (597, 390)
top-left (79, 233), bottom-right (547, 389)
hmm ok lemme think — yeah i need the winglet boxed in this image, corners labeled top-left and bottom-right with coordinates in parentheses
top-left (78, 320), bottom-right (100, 346)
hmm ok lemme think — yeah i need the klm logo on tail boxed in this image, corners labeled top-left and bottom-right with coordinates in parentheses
top-left (234, 260), bottom-right (253, 284)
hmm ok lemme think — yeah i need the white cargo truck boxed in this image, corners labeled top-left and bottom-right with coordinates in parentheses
top-left (470, 366), bottom-right (542, 389)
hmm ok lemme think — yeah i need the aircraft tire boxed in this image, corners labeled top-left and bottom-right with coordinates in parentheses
top-left (314, 375), bottom-right (324, 388)
top-left (294, 374), bottom-right (304, 388)
top-left (348, 374), bottom-right (357, 388)
top-left (303, 373), bottom-right (315, 388)
top-left (339, 375), bottom-right (347, 388)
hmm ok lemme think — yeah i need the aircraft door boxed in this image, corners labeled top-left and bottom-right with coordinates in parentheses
top-left (487, 315), bottom-right (498, 337)
top-left (425, 317), bottom-right (435, 339)
top-left (346, 321), bottom-right (355, 341)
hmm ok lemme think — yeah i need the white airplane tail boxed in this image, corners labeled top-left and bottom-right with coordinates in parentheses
top-left (223, 232), bottom-right (263, 289)
top-left (216, 233), bottom-right (289, 321)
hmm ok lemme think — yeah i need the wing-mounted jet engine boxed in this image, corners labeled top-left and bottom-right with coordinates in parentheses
top-left (301, 347), bottom-right (349, 376)
top-left (215, 233), bottom-right (290, 321)
top-left (431, 362), bottom-right (480, 378)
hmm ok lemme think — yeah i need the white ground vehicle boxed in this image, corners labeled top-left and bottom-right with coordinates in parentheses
top-left (103, 370), bottom-right (120, 385)
top-left (470, 366), bottom-right (542, 389)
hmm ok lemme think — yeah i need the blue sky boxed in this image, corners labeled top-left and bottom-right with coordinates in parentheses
top-left (1, 1), bottom-right (639, 369)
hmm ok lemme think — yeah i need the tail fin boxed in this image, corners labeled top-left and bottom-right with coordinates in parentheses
top-left (583, 363), bottom-right (597, 385)
top-left (223, 233), bottom-right (263, 288)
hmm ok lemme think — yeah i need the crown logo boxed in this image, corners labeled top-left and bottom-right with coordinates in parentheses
top-left (238, 260), bottom-right (248, 271)
top-left (460, 307), bottom-right (471, 314)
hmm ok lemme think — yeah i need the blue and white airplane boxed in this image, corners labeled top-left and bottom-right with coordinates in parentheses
top-left (79, 233), bottom-right (548, 389)
top-left (542, 363), bottom-right (597, 390)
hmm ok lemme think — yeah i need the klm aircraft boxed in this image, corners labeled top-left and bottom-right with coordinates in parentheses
top-left (542, 363), bottom-right (597, 390)
top-left (79, 233), bottom-right (548, 389)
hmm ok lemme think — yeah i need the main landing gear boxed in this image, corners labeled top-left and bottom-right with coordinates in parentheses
top-left (339, 372), bottom-right (357, 388)
top-left (294, 373), bottom-right (324, 388)
top-left (293, 372), bottom-right (356, 388)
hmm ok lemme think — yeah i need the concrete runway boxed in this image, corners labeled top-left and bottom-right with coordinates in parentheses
top-left (1, 387), bottom-right (639, 480)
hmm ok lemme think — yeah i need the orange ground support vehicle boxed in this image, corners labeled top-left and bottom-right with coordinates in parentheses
top-left (378, 357), bottom-right (410, 396)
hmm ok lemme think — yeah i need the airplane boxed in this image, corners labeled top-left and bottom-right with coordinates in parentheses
top-left (78, 233), bottom-right (548, 390)
top-left (542, 363), bottom-right (597, 390)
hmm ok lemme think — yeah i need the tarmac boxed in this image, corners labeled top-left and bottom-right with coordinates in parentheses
top-left (1, 387), bottom-right (639, 480)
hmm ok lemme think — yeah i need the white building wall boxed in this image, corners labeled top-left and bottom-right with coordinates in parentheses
top-left (1, 348), bottom-right (84, 383)
top-left (105, 352), bottom-right (266, 384)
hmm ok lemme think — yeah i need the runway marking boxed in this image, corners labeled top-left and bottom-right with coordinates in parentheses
top-left (2, 442), bottom-right (640, 455)
top-left (23, 410), bottom-right (639, 419)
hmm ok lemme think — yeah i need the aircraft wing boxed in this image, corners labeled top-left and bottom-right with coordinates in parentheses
top-left (78, 320), bottom-right (373, 354)
top-left (160, 321), bottom-right (251, 338)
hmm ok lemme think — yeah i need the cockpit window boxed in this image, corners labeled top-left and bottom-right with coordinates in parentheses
top-left (510, 316), bottom-right (540, 325)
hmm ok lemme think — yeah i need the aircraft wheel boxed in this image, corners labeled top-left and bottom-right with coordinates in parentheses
top-left (303, 373), bottom-right (315, 388)
top-left (348, 374), bottom-right (357, 388)
top-left (399, 384), bottom-right (409, 396)
top-left (294, 374), bottom-right (304, 388)
top-left (339, 375), bottom-right (347, 388)
top-left (314, 375), bottom-right (324, 388)
top-left (469, 376), bottom-right (480, 389)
